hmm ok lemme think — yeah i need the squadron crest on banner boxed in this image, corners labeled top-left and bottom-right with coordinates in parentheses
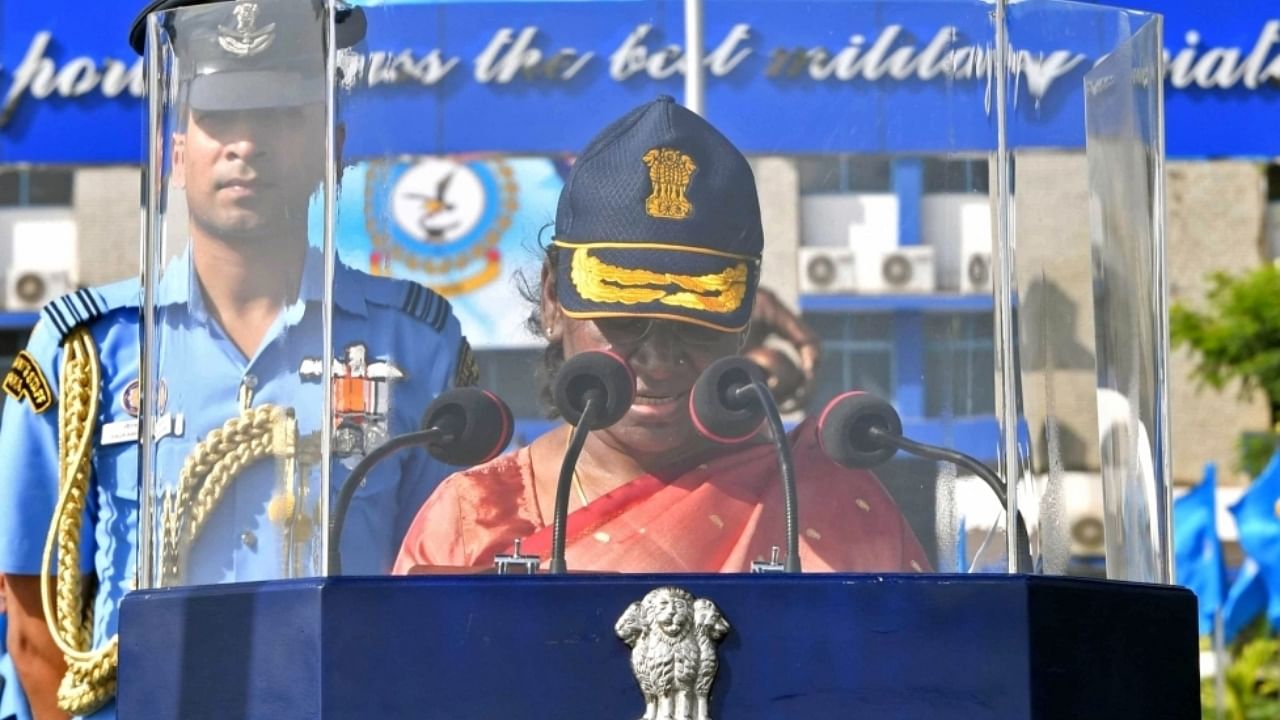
top-left (365, 157), bottom-right (518, 297)
top-left (299, 343), bottom-right (404, 458)
top-left (217, 0), bottom-right (276, 57)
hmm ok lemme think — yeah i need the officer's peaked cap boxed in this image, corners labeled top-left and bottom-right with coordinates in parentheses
top-left (128, 0), bottom-right (366, 111)
top-left (554, 95), bottom-right (764, 333)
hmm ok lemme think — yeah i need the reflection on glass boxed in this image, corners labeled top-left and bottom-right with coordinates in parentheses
top-left (130, 0), bottom-right (1172, 583)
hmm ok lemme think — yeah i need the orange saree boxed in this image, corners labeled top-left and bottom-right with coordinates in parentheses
top-left (394, 418), bottom-right (931, 574)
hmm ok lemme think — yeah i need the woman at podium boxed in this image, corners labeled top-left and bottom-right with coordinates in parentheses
top-left (394, 96), bottom-right (929, 574)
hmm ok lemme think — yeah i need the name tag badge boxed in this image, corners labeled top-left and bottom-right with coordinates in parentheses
top-left (99, 414), bottom-right (185, 446)
top-left (101, 419), bottom-right (139, 446)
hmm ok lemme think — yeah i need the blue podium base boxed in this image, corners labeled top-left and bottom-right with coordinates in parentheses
top-left (119, 574), bottom-right (1197, 719)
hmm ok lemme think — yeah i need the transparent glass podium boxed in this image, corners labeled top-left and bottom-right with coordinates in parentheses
top-left (119, 0), bottom-right (1197, 717)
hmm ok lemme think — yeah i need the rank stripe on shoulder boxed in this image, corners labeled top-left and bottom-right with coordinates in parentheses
top-left (401, 283), bottom-right (450, 332)
top-left (41, 287), bottom-right (108, 339)
top-left (431, 291), bottom-right (448, 330)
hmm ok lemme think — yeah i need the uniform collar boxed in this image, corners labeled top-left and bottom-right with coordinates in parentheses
top-left (155, 244), bottom-right (368, 318)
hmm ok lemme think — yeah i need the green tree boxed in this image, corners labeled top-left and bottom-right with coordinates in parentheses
top-left (1171, 264), bottom-right (1280, 474)
top-left (1202, 631), bottom-right (1280, 720)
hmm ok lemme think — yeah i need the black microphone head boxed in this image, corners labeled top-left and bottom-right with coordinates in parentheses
top-left (689, 356), bottom-right (767, 443)
top-left (421, 388), bottom-right (514, 466)
top-left (552, 350), bottom-right (636, 430)
top-left (817, 391), bottom-right (902, 469)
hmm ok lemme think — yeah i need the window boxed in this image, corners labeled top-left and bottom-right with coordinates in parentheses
top-left (923, 157), bottom-right (989, 194)
top-left (0, 167), bottom-right (74, 206)
top-left (474, 348), bottom-right (550, 419)
top-left (799, 155), bottom-right (988, 195)
top-left (797, 155), bottom-right (892, 194)
top-left (801, 309), bottom-right (997, 419)
top-left (923, 313), bottom-right (995, 416)
top-left (803, 312), bottom-right (894, 414)
top-left (1269, 164), bottom-right (1280, 261)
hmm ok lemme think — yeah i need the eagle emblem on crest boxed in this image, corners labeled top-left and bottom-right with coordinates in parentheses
top-left (642, 148), bottom-right (697, 220)
top-left (615, 587), bottom-right (730, 720)
top-left (217, 0), bottom-right (276, 57)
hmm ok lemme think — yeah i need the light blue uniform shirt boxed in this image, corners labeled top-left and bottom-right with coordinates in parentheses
top-left (0, 248), bottom-right (466, 719)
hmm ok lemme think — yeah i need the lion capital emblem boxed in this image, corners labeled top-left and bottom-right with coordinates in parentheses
top-left (615, 587), bottom-right (730, 720)
top-left (642, 148), bottom-right (696, 220)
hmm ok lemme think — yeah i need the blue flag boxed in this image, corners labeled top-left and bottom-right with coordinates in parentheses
top-left (1174, 463), bottom-right (1225, 635)
top-left (1231, 452), bottom-right (1280, 627)
top-left (1223, 557), bottom-right (1268, 642)
top-left (956, 515), bottom-right (969, 573)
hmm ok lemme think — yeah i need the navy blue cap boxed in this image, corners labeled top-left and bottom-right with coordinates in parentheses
top-left (555, 95), bottom-right (763, 333)
top-left (129, 0), bottom-right (366, 110)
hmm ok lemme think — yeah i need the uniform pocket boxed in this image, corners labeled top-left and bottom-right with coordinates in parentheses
top-left (95, 438), bottom-right (139, 502)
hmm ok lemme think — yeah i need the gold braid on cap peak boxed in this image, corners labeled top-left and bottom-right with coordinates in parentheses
top-left (568, 246), bottom-right (749, 315)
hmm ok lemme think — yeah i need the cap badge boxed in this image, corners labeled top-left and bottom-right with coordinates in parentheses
top-left (218, 0), bottom-right (277, 58)
top-left (642, 148), bottom-right (696, 221)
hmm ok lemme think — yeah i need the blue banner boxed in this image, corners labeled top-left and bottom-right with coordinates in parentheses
top-left (0, 0), bottom-right (1278, 162)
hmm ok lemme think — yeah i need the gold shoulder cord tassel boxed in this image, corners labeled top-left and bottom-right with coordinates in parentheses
top-left (39, 326), bottom-right (118, 715)
top-left (38, 329), bottom-right (304, 713)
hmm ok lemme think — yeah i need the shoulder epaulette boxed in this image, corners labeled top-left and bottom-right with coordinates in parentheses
top-left (40, 278), bottom-right (140, 342)
top-left (366, 276), bottom-right (452, 333)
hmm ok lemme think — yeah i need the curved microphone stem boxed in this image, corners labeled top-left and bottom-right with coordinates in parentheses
top-left (328, 428), bottom-right (447, 575)
top-left (549, 396), bottom-right (599, 574)
top-left (747, 382), bottom-right (801, 573)
top-left (866, 426), bottom-right (1032, 572)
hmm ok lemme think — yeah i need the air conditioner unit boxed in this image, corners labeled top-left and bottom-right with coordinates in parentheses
top-left (5, 269), bottom-right (73, 311)
top-left (863, 246), bottom-right (935, 294)
top-left (961, 250), bottom-right (993, 294)
top-left (956, 200), bottom-right (994, 294)
top-left (1063, 472), bottom-right (1106, 559)
top-left (798, 248), bottom-right (857, 294)
top-left (922, 194), bottom-right (994, 292)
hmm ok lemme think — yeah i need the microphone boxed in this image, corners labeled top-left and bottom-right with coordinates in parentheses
top-left (552, 350), bottom-right (635, 430)
top-left (548, 350), bottom-right (636, 574)
top-left (328, 388), bottom-right (514, 574)
top-left (817, 391), bottom-right (1031, 572)
top-left (689, 356), bottom-right (801, 573)
top-left (419, 388), bottom-right (514, 467)
top-left (689, 356), bottom-right (767, 442)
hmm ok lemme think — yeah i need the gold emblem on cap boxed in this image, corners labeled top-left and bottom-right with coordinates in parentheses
top-left (642, 148), bottom-right (696, 220)
top-left (218, 0), bottom-right (277, 57)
